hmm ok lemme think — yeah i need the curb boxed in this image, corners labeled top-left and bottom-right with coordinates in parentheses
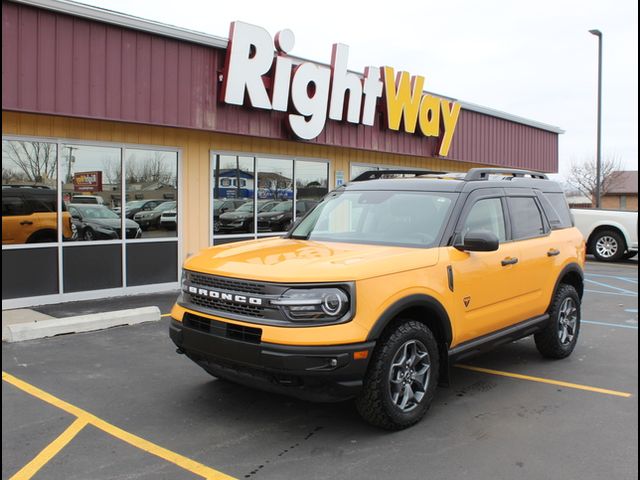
top-left (4, 306), bottom-right (161, 343)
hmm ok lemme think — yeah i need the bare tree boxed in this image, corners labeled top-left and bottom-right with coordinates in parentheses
top-left (126, 152), bottom-right (175, 185)
top-left (567, 156), bottom-right (626, 201)
top-left (2, 141), bottom-right (56, 183)
top-left (2, 166), bottom-right (29, 184)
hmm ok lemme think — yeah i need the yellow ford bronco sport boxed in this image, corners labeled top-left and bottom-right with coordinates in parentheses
top-left (170, 168), bottom-right (586, 430)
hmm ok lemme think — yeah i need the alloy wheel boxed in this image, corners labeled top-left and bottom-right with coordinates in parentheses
top-left (388, 339), bottom-right (431, 412)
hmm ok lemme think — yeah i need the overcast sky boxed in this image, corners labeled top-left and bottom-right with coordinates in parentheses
top-left (80, 0), bottom-right (638, 179)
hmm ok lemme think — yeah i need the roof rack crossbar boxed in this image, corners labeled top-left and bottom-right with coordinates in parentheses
top-left (464, 168), bottom-right (548, 181)
top-left (351, 170), bottom-right (449, 182)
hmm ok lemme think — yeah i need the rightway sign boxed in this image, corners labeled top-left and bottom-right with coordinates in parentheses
top-left (220, 21), bottom-right (461, 157)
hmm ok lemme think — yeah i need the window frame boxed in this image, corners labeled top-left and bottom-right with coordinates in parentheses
top-left (210, 151), bottom-right (330, 246)
top-left (2, 133), bottom-right (182, 308)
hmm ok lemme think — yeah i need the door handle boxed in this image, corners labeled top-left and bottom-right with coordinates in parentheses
top-left (501, 257), bottom-right (518, 266)
top-left (547, 249), bottom-right (560, 257)
top-left (19, 221), bottom-right (33, 226)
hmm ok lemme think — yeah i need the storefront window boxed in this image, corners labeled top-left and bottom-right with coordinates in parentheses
top-left (124, 149), bottom-right (178, 239)
top-left (212, 155), bottom-right (254, 236)
top-left (2, 140), bottom-right (61, 244)
top-left (61, 144), bottom-right (121, 242)
top-left (257, 157), bottom-right (294, 233)
top-left (211, 153), bottom-right (329, 244)
top-left (294, 160), bottom-right (328, 227)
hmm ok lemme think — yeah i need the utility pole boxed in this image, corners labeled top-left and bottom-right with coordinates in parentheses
top-left (589, 29), bottom-right (603, 208)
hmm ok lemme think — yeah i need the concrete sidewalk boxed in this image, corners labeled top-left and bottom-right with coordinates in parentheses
top-left (2, 291), bottom-right (179, 342)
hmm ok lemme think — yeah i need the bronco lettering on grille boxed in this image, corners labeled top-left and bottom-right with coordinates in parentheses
top-left (188, 285), bottom-right (263, 306)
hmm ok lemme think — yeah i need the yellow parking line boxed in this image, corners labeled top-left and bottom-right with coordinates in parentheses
top-left (456, 364), bottom-right (633, 398)
top-left (10, 417), bottom-right (88, 480)
top-left (2, 372), bottom-right (236, 480)
top-left (161, 313), bottom-right (172, 317)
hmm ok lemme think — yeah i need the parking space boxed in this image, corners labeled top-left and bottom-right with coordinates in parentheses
top-left (2, 259), bottom-right (637, 480)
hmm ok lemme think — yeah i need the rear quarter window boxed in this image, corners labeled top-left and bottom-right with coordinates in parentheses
top-left (543, 192), bottom-right (573, 228)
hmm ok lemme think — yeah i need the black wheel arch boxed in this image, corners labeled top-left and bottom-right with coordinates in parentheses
top-left (366, 294), bottom-right (453, 346)
top-left (548, 263), bottom-right (584, 310)
top-left (366, 294), bottom-right (453, 386)
top-left (26, 228), bottom-right (57, 243)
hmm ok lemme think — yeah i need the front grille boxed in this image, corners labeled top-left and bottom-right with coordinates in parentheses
top-left (183, 313), bottom-right (262, 344)
top-left (182, 272), bottom-right (290, 323)
top-left (188, 273), bottom-right (266, 295)
top-left (188, 294), bottom-right (265, 318)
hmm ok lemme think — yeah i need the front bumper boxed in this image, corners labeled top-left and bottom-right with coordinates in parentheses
top-left (170, 317), bottom-right (375, 402)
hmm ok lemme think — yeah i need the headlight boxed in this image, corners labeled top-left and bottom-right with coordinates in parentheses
top-left (271, 287), bottom-right (350, 322)
top-left (271, 214), bottom-right (285, 221)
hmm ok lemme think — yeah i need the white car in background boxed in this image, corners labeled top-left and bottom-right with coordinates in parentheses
top-left (159, 207), bottom-right (177, 230)
top-left (571, 208), bottom-right (638, 262)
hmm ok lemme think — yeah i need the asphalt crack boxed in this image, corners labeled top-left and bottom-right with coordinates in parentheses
top-left (243, 426), bottom-right (323, 478)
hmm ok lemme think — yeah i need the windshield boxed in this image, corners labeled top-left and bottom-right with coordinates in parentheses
top-left (272, 201), bottom-right (292, 212)
top-left (154, 201), bottom-right (176, 212)
top-left (290, 190), bottom-right (456, 247)
top-left (236, 202), bottom-right (254, 212)
top-left (75, 205), bottom-right (119, 219)
top-left (125, 201), bottom-right (145, 209)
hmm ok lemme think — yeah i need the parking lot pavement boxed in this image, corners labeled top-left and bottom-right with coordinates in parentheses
top-left (2, 259), bottom-right (638, 480)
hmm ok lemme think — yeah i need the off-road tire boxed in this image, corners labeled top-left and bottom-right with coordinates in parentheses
top-left (591, 229), bottom-right (626, 262)
top-left (534, 284), bottom-right (581, 359)
top-left (356, 320), bottom-right (439, 430)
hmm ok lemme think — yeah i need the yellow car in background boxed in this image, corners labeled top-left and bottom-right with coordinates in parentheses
top-left (2, 185), bottom-right (74, 244)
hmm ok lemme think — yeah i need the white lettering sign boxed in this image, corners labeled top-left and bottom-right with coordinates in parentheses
top-left (220, 21), bottom-right (460, 155)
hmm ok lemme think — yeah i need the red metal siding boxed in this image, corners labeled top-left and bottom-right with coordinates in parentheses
top-left (2, 1), bottom-right (558, 172)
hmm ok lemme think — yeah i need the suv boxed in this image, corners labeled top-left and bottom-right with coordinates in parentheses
top-left (2, 185), bottom-right (75, 244)
top-left (170, 168), bottom-right (586, 430)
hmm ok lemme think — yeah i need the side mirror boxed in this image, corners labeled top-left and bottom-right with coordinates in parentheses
top-left (454, 230), bottom-right (500, 252)
top-left (71, 214), bottom-right (81, 220)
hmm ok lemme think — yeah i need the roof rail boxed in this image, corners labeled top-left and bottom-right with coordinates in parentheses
top-left (351, 170), bottom-right (449, 182)
top-left (464, 168), bottom-right (548, 181)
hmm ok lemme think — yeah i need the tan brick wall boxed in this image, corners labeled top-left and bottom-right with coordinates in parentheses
top-left (601, 195), bottom-right (638, 211)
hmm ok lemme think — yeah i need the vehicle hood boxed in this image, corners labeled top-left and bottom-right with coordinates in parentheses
top-left (258, 211), bottom-right (291, 220)
top-left (220, 211), bottom-right (252, 220)
top-left (87, 218), bottom-right (139, 229)
top-left (183, 237), bottom-right (440, 282)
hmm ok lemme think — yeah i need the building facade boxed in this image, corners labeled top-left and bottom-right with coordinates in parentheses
top-left (601, 171), bottom-right (638, 211)
top-left (2, 0), bottom-right (563, 308)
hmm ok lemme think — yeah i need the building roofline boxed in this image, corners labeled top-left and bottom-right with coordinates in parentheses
top-left (10, 0), bottom-right (564, 135)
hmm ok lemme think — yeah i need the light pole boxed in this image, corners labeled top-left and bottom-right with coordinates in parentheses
top-left (589, 29), bottom-right (602, 208)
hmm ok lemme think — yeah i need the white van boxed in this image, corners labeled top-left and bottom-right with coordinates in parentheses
top-left (70, 194), bottom-right (105, 205)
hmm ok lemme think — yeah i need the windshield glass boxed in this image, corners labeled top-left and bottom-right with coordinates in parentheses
top-left (76, 205), bottom-right (119, 219)
top-left (125, 201), bottom-right (145, 209)
top-left (154, 201), bottom-right (176, 212)
top-left (236, 202), bottom-right (254, 212)
top-left (291, 190), bottom-right (456, 247)
top-left (272, 201), bottom-right (293, 212)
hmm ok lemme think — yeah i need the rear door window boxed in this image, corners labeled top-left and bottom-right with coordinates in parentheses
top-left (508, 197), bottom-right (547, 239)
